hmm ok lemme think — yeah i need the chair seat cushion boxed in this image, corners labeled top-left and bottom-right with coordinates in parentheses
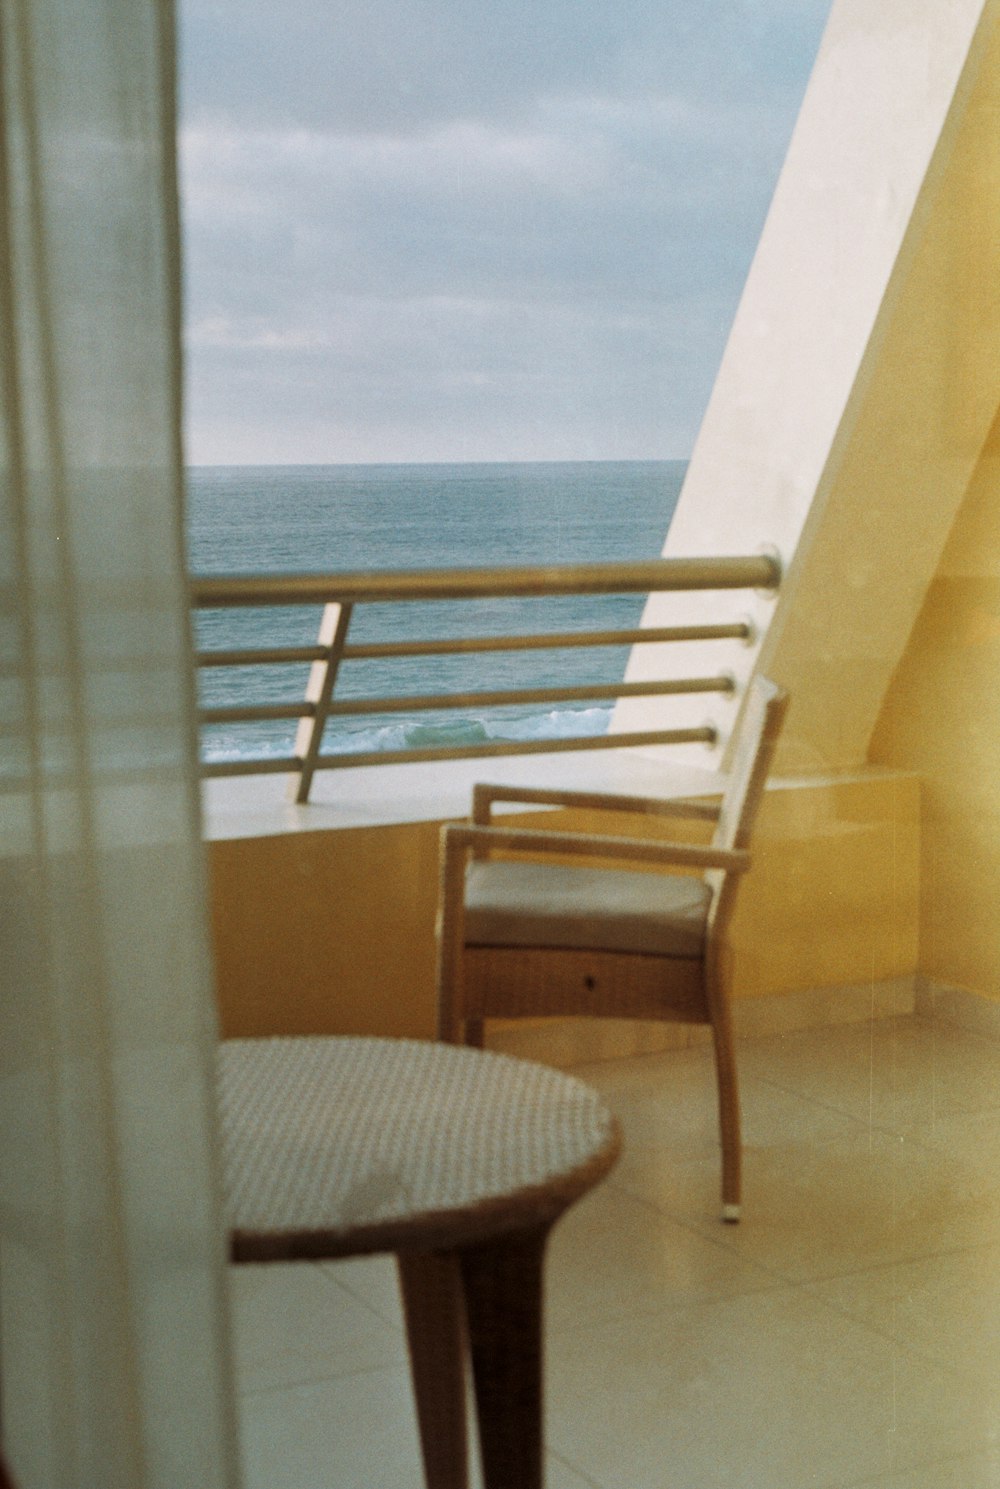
top-left (464, 860), bottom-right (712, 958)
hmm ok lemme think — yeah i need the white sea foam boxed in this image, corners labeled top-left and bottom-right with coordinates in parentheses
top-left (202, 734), bottom-right (296, 763)
top-left (201, 705), bottom-right (612, 763)
top-left (490, 706), bottom-right (610, 741)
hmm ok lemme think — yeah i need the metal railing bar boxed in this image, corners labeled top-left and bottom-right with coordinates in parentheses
top-left (323, 675), bottom-right (734, 720)
top-left (190, 554), bottom-right (779, 609)
top-left (197, 646), bottom-right (326, 667)
top-left (201, 702), bottom-right (316, 724)
top-left (202, 756), bottom-right (299, 778)
top-left (198, 674), bottom-right (733, 727)
top-left (341, 621), bottom-right (752, 661)
top-left (193, 620), bottom-right (751, 672)
top-left (198, 723), bottom-right (716, 778)
top-left (307, 726), bottom-right (717, 771)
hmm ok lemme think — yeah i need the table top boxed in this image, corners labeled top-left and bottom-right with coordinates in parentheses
top-left (220, 1036), bottom-right (621, 1263)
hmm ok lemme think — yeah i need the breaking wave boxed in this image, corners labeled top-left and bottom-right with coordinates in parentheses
top-left (201, 705), bottom-right (613, 764)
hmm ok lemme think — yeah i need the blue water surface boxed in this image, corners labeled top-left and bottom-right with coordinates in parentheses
top-left (186, 461), bottom-right (685, 762)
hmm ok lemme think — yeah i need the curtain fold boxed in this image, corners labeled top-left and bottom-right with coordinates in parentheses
top-left (0, 0), bottom-right (242, 1485)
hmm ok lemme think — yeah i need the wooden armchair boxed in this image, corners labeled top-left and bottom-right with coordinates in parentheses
top-left (436, 675), bottom-right (788, 1222)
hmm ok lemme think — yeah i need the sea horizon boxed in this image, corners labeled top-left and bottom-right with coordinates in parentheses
top-left (186, 455), bottom-right (688, 471)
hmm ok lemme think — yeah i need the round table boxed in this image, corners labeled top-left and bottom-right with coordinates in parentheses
top-left (219, 1035), bottom-right (621, 1489)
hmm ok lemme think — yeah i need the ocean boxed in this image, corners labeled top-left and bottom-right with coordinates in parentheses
top-left (186, 460), bottom-right (685, 765)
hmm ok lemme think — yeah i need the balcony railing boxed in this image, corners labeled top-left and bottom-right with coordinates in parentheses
top-left (191, 553), bottom-right (780, 803)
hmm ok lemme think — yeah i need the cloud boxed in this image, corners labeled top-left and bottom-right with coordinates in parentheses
top-left (180, 0), bottom-right (831, 135)
top-left (184, 286), bottom-right (748, 464)
top-left (180, 90), bottom-right (795, 310)
top-left (186, 315), bottom-right (331, 351)
top-left (178, 0), bottom-right (834, 462)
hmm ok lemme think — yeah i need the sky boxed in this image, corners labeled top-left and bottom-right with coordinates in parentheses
top-left (178, 0), bottom-right (833, 466)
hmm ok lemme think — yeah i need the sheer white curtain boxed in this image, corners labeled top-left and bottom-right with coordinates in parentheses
top-left (0, 0), bottom-right (241, 1485)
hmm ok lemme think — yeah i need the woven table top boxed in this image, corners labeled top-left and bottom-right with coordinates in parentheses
top-left (220, 1036), bottom-right (621, 1262)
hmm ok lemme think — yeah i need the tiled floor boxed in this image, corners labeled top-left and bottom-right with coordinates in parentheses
top-left (232, 1013), bottom-right (1000, 1488)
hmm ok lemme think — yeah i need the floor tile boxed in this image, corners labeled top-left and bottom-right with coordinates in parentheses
top-left (239, 1366), bottom-right (582, 1489)
top-left (613, 1121), bottom-right (1000, 1282)
top-left (739, 1017), bottom-right (1000, 1136)
top-left (318, 1253), bottom-right (405, 1330)
top-left (844, 1446), bottom-right (1000, 1487)
top-left (230, 1262), bottom-right (406, 1394)
top-left (580, 1042), bottom-right (860, 1159)
top-left (544, 1451), bottom-right (604, 1489)
top-left (910, 1104), bottom-right (1000, 1165)
top-left (546, 1287), bottom-right (989, 1489)
top-left (805, 1242), bottom-right (1000, 1387)
top-left (238, 1367), bottom-right (429, 1489)
top-left (546, 1182), bottom-right (778, 1332)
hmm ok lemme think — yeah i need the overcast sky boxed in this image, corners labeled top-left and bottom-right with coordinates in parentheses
top-left (178, 1), bottom-right (833, 465)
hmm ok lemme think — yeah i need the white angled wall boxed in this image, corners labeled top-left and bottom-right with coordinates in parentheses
top-left (614, 0), bottom-right (1000, 775)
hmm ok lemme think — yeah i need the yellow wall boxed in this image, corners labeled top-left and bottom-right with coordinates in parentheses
top-left (209, 770), bottom-right (918, 1041)
top-left (210, 820), bottom-right (442, 1039)
top-left (762, 7), bottom-right (1000, 774)
top-left (870, 409), bottom-right (1000, 1000)
top-left (728, 773), bottom-right (918, 1003)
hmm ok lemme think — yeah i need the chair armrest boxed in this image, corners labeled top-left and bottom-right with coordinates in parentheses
top-left (471, 781), bottom-right (722, 825)
top-left (442, 821), bottom-right (749, 874)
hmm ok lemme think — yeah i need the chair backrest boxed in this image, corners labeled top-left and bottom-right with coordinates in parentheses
top-left (705, 676), bottom-right (788, 937)
top-left (711, 675), bottom-right (788, 853)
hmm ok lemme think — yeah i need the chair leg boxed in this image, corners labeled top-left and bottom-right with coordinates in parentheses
top-left (397, 1251), bottom-right (469, 1489)
top-left (458, 1222), bottom-right (551, 1489)
top-left (711, 1013), bottom-right (742, 1223)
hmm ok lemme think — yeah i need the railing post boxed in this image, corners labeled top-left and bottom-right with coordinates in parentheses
top-left (288, 601), bottom-right (353, 803)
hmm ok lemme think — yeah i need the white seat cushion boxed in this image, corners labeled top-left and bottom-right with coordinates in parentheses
top-left (464, 860), bottom-right (711, 958)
